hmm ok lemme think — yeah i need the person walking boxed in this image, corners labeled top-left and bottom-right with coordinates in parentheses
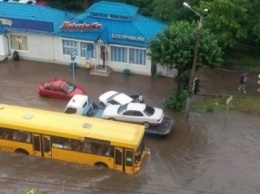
top-left (238, 73), bottom-right (248, 93)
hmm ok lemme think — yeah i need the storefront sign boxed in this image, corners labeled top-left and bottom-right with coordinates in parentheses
top-left (0, 18), bottom-right (12, 26)
top-left (0, 17), bottom-right (53, 33)
top-left (60, 21), bottom-right (102, 30)
top-left (111, 33), bottom-right (145, 42)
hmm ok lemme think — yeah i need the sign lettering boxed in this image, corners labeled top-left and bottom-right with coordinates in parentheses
top-left (111, 33), bottom-right (145, 42)
top-left (60, 21), bottom-right (102, 30)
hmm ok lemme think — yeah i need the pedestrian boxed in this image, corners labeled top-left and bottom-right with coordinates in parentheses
top-left (238, 73), bottom-right (248, 93)
top-left (137, 93), bottom-right (144, 103)
top-left (101, 48), bottom-right (107, 68)
top-left (257, 74), bottom-right (260, 92)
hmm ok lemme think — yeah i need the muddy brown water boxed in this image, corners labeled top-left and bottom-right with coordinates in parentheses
top-left (0, 60), bottom-right (260, 194)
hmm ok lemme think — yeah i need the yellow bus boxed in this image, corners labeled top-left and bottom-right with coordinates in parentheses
top-left (0, 103), bottom-right (148, 174)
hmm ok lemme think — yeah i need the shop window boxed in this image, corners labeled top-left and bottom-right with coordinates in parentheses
top-left (10, 35), bottom-right (28, 51)
top-left (111, 46), bottom-right (127, 63)
top-left (62, 40), bottom-right (77, 56)
top-left (129, 48), bottom-right (146, 65)
top-left (80, 42), bottom-right (95, 59)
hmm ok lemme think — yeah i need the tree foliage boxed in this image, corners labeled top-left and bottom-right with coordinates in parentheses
top-left (199, 0), bottom-right (249, 49)
top-left (148, 21), bottom-right (223, 76)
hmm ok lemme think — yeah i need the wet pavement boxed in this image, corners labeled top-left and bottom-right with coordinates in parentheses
top-left (1, 59), bottom-right (260, 194)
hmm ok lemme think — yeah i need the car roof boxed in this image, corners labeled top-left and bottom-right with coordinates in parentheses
top-left (47, 78), bottom-right (66, 87)
top-left (126, 102), bottom-right (145, 111)
top-left (67, 95), bottom-right (89, 108)
top-left (113, 93), bottom-right (133, 103)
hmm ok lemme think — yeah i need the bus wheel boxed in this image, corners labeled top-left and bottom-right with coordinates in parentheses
top-left (95, 162), bottom-right (108, 169)
top-left (15, 149), bottom-right (29, 155)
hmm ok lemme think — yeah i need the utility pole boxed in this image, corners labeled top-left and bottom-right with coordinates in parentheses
top-left (183, 2), bottom-right (205, 118)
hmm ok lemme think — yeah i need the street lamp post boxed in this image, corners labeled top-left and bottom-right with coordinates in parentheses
top-left (183, 2), bottom-right (203, 118)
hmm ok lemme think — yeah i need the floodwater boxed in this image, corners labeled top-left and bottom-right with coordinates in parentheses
top-left (0, 60), bottom-right (260, 194)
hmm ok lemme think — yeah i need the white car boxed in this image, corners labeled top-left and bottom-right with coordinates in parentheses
top-left (102, 102), bottom-right (164, 128)
top-left (99, 91), bottom-right (135, 106)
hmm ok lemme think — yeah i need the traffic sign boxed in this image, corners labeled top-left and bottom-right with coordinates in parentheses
top-left (71, 50), bottom-right (76, 61)
top-left (226, 95), bottom-right (233, 105)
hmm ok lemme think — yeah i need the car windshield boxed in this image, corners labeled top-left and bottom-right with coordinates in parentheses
top-left (63, 81), bottom-right (75, 93)
top-left (107, 93), bottom-right (119, 101)
top-left (143, 105), bottom-right (155, 116)
top-left (118, 104), bottom-right (127, 114)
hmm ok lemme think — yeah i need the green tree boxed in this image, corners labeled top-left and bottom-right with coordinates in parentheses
top-left (148, 21), bottom-right (222, 110)
top-left (199, 0), bottom-right (249, 49)
top-left (246, 0), bottom-right (260, 47)
top-left (148, 21), bottom-right (222, 76)
top-left (47, 0), bottom-right (88, 11)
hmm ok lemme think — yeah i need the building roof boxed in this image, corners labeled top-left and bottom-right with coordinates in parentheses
top-left (86, 1), bottom-right (138, 19)
top-left (58, 1), bottom-right (166, 47)
top-left (0, 1), bottom-right (166, 47)
top-left (0, 2), bottom-right (72, 33)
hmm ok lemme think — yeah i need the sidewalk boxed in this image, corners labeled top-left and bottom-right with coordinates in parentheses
top-left (0, 56), bottom-right (8, 64)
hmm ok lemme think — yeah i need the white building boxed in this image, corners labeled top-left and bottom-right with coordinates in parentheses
top-left (0, 1), bottom-right (167, 76)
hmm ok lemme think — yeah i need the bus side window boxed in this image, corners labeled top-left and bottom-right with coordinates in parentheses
top-left (52, 136), bottom-right (71, 150)
top-left (0, 128), bottom-right (4, 138)
top-left (106, 146), bottom-right (114, 157)
top-left (97, 144), bottom-right (107, 155)
top-left (82, 141), bottom-right (92, 153)
top-left (71, 140), bottom-right (83, 151)
top-left (2, 130), bottom-right (12, 140)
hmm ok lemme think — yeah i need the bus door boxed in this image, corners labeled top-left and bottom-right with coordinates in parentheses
top-left (32, 134), bottom-right (52, 158)
top-left (114, 147), bottom-right (123, 173)
top-left (124, 149), bottom-right (134, 174)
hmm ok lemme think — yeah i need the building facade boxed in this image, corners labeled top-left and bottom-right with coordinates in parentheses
top-left (0, 1), bottom-right (166, 76)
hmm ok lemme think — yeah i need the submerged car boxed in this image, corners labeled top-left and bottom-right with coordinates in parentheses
top-left (102, 102), bottom-right (164, 128)
top-left (99, 90), bottom-right (144, 107)
top-left (64, 94), bottom-right (104, 118)
top-left (38, 78), bottom-right (86, 100)
top-left (99, 91), bottom-right (134, 106)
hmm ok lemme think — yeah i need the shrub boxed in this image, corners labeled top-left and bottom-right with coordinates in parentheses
top-left (164, 89), bottom-right (187, 111)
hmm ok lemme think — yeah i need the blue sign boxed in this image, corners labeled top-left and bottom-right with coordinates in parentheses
top-left (0, 17), bottom-right (53, 33)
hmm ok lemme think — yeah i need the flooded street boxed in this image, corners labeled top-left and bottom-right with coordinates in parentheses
top-left (1, 60), bottom-right (260, 194)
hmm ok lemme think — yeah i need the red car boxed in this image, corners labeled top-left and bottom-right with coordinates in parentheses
top-left (38, 78), bottom-right (86, 100)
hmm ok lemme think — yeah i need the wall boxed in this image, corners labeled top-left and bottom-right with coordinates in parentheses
top-left (0, 34), bottom-right (9, 56)
top-left (4, 32), bottom-right (152, 76)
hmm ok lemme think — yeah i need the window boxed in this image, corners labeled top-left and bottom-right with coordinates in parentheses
top-left (10, 35), bottom-right (28, 51)
top-left (0, 128), bottom-right (31, 143)
top-left (132, 111), bottom-right (143, 117)
top-left (144, 105), bottom-right (155, 116)
top-left (129, 48), bottom-right (146, 65)
top-left (123, 111), bottom-right (135, 116)
top-left (62, 40), bottom-right (77, 55)
top-left (52, 136), bottom-right (71, 149)
top-left (125, 150), bottom-right (133, 167)
top-left (65, 107), bottom-right (77, 114)
top-left (80, 42), bottom-right (95, 59)
top-left (111, 46), bottom-right (127, 63)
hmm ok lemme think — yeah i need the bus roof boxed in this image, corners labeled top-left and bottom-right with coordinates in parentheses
top-left (0, 104), bottom-right (145, 150)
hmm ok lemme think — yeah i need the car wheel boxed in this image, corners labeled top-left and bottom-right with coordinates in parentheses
top-left (143, 122), bottom-right (150, 129)
top-left (108, 118), bottom-right (115, 121)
